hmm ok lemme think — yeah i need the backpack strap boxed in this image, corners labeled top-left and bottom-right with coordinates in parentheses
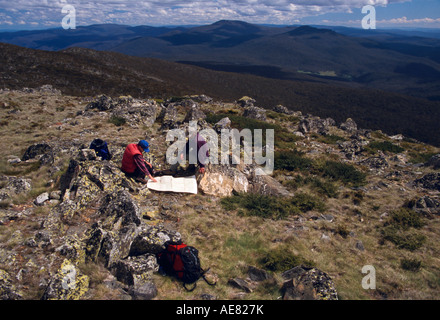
top-left (183, 282), bottom-right (198, 292)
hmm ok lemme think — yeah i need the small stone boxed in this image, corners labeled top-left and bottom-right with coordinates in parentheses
top-left (34, 192), bottom-right (49, 206)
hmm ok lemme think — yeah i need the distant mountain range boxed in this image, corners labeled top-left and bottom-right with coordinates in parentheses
top-left (1, 20), bottom-right (440, 101)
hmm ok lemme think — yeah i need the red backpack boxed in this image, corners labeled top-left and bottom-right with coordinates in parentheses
top-left (158, 241), bottom-right (216, 291)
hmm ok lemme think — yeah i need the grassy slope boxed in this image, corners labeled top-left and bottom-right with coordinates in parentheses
top-left (1, 89), bottom-right (439, 300)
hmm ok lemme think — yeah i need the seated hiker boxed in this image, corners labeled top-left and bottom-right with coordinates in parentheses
top-left (179, 132), bottom-right (209, 175)
top-left (90, 138), bottom-right (112, 160)
top-left (121, 140), bottom-right (157, 183)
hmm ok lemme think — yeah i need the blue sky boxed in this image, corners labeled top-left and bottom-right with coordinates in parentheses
top-left (0, 0), bottom-right (439, 30)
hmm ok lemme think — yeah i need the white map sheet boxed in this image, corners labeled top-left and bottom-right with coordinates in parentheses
top-left (147, 175), bottom-right (198, 194)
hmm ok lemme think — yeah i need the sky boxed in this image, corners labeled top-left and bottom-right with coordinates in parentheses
top-left (0, 0), bottom-right (439, 31)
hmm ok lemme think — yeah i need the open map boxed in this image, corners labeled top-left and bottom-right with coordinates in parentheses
top-left (147, 175), bottom-right (198, 194)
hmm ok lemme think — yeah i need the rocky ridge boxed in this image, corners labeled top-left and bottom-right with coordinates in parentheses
top-left (0, 86), bottom-right (439, 300)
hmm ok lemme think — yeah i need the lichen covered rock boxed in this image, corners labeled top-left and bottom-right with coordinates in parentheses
top-left (41, 259), bottom-right (89, 300)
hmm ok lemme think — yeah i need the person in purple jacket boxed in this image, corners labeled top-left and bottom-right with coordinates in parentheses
top-left (180, 132), bottom-right (209, 175)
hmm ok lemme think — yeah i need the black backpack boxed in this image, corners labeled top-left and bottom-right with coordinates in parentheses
top-left (158, 241), bottom-right (216, 291)
top-left (90, 139), bottom-right (112, 160)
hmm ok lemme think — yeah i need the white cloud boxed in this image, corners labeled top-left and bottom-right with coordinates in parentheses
top-left (0, 0), bottom-right (419, 27)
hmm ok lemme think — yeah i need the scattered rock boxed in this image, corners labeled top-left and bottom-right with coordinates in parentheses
top-left (248, 266), bottom-right (272, 282)
top-left (85, 94), bottom-right (115, 111)
top-left (184, 104), bottom-right (206, 122)
top-left (410, 196), bottom-right (440, 216)
top-left (426, 154), bottom-right (440, 170)
top-left (34, 192), bottom-right (50, 206)
top-left (77, 149), bottom-right (97, 162)
top-left (359, 155), bottom-right (389, 171)
top-left (214, 117), bottom-right (231, 133)
top-left (355, 240), bottom-right (365, 251)
top-left (228, 278), bottom-right (253, 293)
top-left (0, 176), bottom-right (32, 202)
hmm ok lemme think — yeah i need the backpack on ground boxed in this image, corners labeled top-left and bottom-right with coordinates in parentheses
top-left (157, 241), bottom-right (216, 291)
top-left (90, 139), bottom-right (112, 160)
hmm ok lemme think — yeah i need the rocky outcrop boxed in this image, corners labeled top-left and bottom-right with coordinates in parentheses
top-left (243, 106), bottom-right (267, 121)
top-left (409, 196), bottom-right (440, 216)
top-left (298, 115), bottom-right (335, 135)
top-left (0, 269), bottom-right (23, 300)
top-left (84, 95), bottom-right (159, 128)
top-left (281, 265), bottom-right (338, 300)
top-left (414, 172), bottom-right (440, 191)
top-left (339, 118), bottom-right (358, 133)
top-left (273, 104), bottom-right (293, 115)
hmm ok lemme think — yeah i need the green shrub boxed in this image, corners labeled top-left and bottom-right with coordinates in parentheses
top-left (221, 192), bottom-right (325, 220)
top-left (336, 224), bottom-right (350, 239)
top-left (400, 258), bottom-right (422, 272)
top-left (308, 177), bottom-right (339, 198)
top-left (260, 246), bottom-right (314, 272)
top-left (385, 208), bottom-right (425, 231)
top-left (381, 208), bottom-right (426, 251)
top-left (221, 193), bottom-right (297, 220)
top-left (274, 150), bottom-right (313, 172)
top-left (290, 193), bottom-right (326, 213)
top-left (320, 160), bottom-right (366, 186)
top-left (408, 151), bottom-right (437, 164)
top-left (367, 141), bottom-right (404, 154)
top-left (108, 115), bottom-right (126, 126)
top-left (381, 227), bottom-right (426, 251)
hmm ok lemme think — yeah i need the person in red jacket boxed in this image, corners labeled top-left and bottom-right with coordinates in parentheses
top-left (121, 140), bottom-right (157, 183)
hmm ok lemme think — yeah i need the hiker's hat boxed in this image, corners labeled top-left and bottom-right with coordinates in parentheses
top-left (138, 140), bottom-right (150, 152)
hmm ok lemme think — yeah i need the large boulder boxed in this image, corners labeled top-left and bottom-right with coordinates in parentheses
top-left (21, 143), bottom-right (54, 165)
top-left (250, 172), bottom-right (292, 197)
top-left (199, 166), bottom-right (249, 197)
